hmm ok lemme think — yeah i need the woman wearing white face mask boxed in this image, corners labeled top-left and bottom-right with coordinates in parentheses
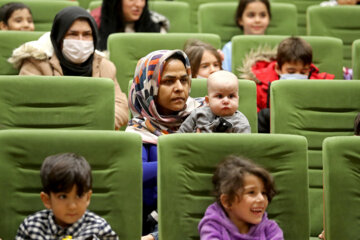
top-left (9, 6), bottom-right (129, 129)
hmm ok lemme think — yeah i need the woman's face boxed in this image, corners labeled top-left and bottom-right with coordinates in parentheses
top-left (238, 1), bottom-right (270, 35)
top-left (122, 0), bottom-right (146, 22)
top-left (63, 19), bottom-right (93, 41)
top-left (0, 8), bottom-right (34, 31)
top-left (156, 59), bottom-right (190, 115)
top-left (197, 50), bottom-right (221, 78)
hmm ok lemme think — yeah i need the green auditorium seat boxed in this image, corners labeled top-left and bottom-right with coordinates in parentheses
top-left (0, 0), bottom-right (78, 31)
top-left (87, 0), bottom-right (101, 10)
top-left (272, 0), bottom-right (323, 35)
top-left (148, 1), bottom-right (191, 33)
top-left (175, 0), bottom-right (237, 33)
top-left (0, 129), bottom-right (142, 240)
top-left (198, 2), bottom-right (297, 47)
top-left (0, 31), bottom-right (45, 75)
top-left (352, 39), bottom-right (360, 80)
top-left (323, 136), bottom-right (360, 240)
top-left (0, 76), bottom-right (115, 130)
top-left (232, 35), bottom-right (343, 79)
top-left (108, 32), bottom-right (221, 93)
top-left (307, 5), bottom-right (360, 68)
top-left (158, 134), bottom-right (309, 240)
top-left (87, 1), bottom-right (190, 32)
top-left (270, 80), bottom-right (360, 239)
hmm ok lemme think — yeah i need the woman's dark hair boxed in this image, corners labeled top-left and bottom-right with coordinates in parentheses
top-left (0, 2), bottom-right (32, 24)
top-left (98, 0), bottom-right (161, 50)
top-left (354, 112), bottom-right (360, 136)
top-left (184, 39), bottom-right (222, 78)
top-left (213, 155), bottom-right (276, 207)
top-left (41, 153), bottom-right (92, 196)
top-left (235, 0), bottom-right (271, 30)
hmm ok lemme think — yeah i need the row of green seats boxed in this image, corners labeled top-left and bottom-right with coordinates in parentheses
top-left (0, 130), bottom-right (358, 240)
top-left (270, 80), bottom-right (360, 239)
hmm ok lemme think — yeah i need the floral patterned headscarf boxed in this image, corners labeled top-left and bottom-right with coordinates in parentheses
top-left (126, 49), bottom-right (203, 144)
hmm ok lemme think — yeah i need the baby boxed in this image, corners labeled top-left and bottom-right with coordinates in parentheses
top-left (179, 70), bottom-right (251, 133)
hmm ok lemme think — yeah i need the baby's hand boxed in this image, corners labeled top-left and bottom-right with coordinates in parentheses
top-left (141, 235), bottom-right (155, 240)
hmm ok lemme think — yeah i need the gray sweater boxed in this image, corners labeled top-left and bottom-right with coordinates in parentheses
top-left (178, 106), bottom-right (251, 133)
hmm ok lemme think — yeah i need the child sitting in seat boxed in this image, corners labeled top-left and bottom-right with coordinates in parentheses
top-left (0, 2), bottom-right (34, 31)
top-left (239, 36), bottom-right (335, 133)
top-left (198, 155), bottom-right (283, 240)
top-left (184, 39), bottom-right (222, 79)
top-left (178, 70), bottom-right (251, 133)
top-left (16, 153), bottom-right (118, 240)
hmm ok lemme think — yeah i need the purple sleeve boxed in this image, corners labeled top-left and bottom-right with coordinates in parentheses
top-left (265, 220), bottom-right (284, 240)
top-left (198, 219), bottom-right (222, 240)
top-left (142, 144), bottom-right (158, 184)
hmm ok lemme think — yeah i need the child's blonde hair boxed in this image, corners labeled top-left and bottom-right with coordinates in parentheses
top-left (212, 155), bottom-right (276, 206)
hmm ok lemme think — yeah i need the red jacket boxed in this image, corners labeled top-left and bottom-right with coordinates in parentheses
top-left (252, 61), bottom-right (335, 111)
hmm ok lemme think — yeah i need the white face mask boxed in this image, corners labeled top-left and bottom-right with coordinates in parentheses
top-left (279, 73), bottom-right (308, 80)
top-left (62, 39), bottom-right (94, 64)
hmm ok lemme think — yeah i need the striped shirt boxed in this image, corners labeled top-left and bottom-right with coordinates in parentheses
top-left (16, 209), bottom-right (118, 240)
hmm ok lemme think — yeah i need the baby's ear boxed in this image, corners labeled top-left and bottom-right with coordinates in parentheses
top-left (40, 192), bottom-right (51, 209)
top-left (205, 96), bottom-right (209, 104)
top-left (220, 194), bottom-right (231, 209)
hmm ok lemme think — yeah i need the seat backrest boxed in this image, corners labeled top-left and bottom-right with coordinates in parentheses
top-left (149, 1), bottom-right (191, 33)
top-left (0, 31), bottom-right (45, 75)
top-left (158, 134), bottom-right (309, 240)
top-left (198, 2), bottom-right (297, 46)
top-left (232, 35), bottom-right (343, 79)
top-left (352, 39), bottom-right (360, 80)
top-left (271, 0), bottom-right (323, 35)
top-left (190, 78), bottom-right (258, 132)
top-left (175, 0), bottom-right (237, 33)
top-left (270, 80), bottom-right (360, 237)
top-left (0, 0), bottom-right (78, 31)
top-left (323, 136), bottom-right (360, 240)
top-left (108, 32), bottom-right (221, 92)
top-left (0, 129), bottom-right (142, 240)
top-left (307, 5), bottom-right (360, 68)
top-left (0, 76), bottom-right (115, 130)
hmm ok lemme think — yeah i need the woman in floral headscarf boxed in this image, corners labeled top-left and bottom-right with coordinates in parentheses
top-left (126, 49), bottom-right (203, 240)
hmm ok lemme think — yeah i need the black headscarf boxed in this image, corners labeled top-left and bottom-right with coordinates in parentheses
top-left (98, 0), bottom-right (160, 51)
top-left (51, 6), bottom-right (98, 77)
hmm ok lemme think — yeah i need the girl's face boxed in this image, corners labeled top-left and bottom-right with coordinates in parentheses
top-left (156, 59), bottom-right (190, 115)
top-left (122, 0), bottom-right (146, 22)
top-left (222, 173), bottom-right (268, 234)
top-left (238, 1), bottom-right (270, 35)
top-left (197, 50), bottom-right (221, 78)
top-left (1, 8), bottom-right (34, 31)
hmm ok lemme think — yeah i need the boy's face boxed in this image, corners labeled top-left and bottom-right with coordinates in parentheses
top-left (277, 61), bottom-right (310, 75)
top-left (40, 185), bottom-right (92, 227)
top-left (206, 78), bottom-right (239, 117)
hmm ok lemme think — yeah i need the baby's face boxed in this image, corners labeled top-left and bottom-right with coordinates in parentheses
top-left (207, 79), bottom-right (239, 117)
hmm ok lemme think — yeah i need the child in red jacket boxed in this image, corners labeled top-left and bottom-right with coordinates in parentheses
top-left (239, 37), bottom-right (335, 132)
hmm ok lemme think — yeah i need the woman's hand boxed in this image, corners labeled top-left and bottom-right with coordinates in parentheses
top-left (141, 234), bottom-right (155, 240)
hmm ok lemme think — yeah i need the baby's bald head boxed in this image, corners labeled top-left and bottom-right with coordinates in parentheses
top-left (207, 70), bottom-right (239, 93)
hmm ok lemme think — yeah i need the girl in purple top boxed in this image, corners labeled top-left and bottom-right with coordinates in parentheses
top-left (198, 156), bottom-right (284, 240)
